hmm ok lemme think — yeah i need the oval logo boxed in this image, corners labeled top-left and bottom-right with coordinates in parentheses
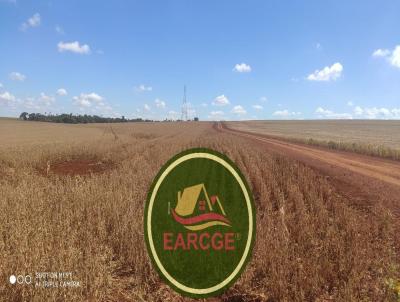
top-left (144, 148), bottom-right (256, 298)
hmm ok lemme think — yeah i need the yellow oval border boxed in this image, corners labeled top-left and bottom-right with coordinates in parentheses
top-left (147, 152), bottom-right (254, 295)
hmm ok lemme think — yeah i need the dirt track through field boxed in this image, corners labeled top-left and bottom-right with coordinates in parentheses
top-left (217, 122), bottom-right (400, 217)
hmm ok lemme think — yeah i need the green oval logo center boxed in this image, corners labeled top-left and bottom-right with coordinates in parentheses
top-left (144, 148), bottom-right (256, 298)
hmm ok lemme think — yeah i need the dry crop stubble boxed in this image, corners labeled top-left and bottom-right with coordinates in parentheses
top-left (0, 121), bottom-right (399, 301)
top-left (226, 120), bottom-right (400, 160)
top-left (193, 131), bottom-right (399, 301)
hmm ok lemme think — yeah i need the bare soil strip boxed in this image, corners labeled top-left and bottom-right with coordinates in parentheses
top-left (218, 122), bottom-right (400, 217)
top-left (37, 159), bottom-right (115, 176)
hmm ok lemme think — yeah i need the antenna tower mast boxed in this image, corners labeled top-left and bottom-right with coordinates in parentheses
top-left (181, 85), bottom-right (188, 121)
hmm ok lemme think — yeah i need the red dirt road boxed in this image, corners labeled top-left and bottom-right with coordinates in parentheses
top-left (216, 122), bottom-right (400, 217)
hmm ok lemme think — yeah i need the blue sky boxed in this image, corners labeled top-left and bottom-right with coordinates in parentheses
top-left (1, 0), bottom-right (400, 120)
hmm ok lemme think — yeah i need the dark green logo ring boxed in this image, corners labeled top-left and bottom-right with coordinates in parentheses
top-left (144, 148), bottom-right (256, 298)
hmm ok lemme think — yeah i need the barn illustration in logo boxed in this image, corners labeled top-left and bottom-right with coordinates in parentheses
top-left (170, 183), bottom-right (231, 231)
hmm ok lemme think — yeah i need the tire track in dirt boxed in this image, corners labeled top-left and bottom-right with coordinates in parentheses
top-left (216, 122), bottom-right (400, 217)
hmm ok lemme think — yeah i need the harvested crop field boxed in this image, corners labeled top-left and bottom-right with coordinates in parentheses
top-left (1, 119), bottom-right (399, 301)
top-left (225, 120), bottom-right (400, 149)
top-left (226, 120), bottom-right (400, 160)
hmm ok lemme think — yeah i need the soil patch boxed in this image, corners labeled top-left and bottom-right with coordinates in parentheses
top-left (39, 159), bottom-right (115, 176)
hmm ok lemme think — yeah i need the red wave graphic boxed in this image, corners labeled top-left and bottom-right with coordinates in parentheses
top-left (171, 209), bottom-right (231, 226)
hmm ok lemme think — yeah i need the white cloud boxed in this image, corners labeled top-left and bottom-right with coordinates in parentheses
top-left (144, 104), bottom-right (151, 111)
top-left (233, 63), bottom-right (252, 73)
top-left (73, 92), bottom-right (103, 108)
top-left (188, 106), bottom-right (197, 118)
top-left (232, 105), bottom-right (247, 115)
top-left (168, 110), bottom-right (179, 120)
top-left (208, 110), bottom-right (225, 119)
top-left (0, 82), bottom-right (3, 88)
top-left (347, 101), bottom-right (354, 107)
top-left (0, 91), bottom-right (16, 105)
top-left (155, 98), bottom-right (166, 109)
top-left (392, 108), bottom-right (400, 116)
top-left (316, 42), bottom-right (322, 50)
top-left (20, 13), bottom-right (41, 31)
top-left (0, 92), bottom-right (49, 111)
top-left (372, 49), bottom-right (390, 57)
top-left (307, 62), bottom-right (343, 81)
top-left (390, 46), bottom-right (400, 68)
top-left (372, 45), bottom-right (400, 68)
top-left (135, 84), bottom-right (152, 92)
top-left (9, 72), bottom-right (26, 81)
top-left (72, 92), bottom-right (118, 116)
top-left (4, 92), bottom-right (59, 111)
top-left (58, 41), bottom-right (91, 54)
top-left (94, 104), bottom-right (118, 117)
top-left (56, 88), bottom-right (67, 96)
top-left (39, 92), bottom-right (55, 106)
top-left (252, 104), bottom-right (263, 110)
top-left (22, 97), bottom-right (40, 110)
top-left (259, 96), bottom-right (268, 103)
top-left (55, 25), bottom-right (64, 34)
top-left (212, 95), bottom-right (230, 106)
top-left (273, 110), bottom-right (290, 117)
top-left (200, 103), bottom-right (208, 107)
top-left (315, 107), bottom-right (352, 119)
top-left (273, 109), bottom-right (302, 118)
top-left (353, 106), bottom-right (400, 119)
top-left (354, 106), bottom-right (363, 115)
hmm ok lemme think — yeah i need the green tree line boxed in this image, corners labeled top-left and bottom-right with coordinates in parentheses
top-left (19, 112), bottom-right (156, 124)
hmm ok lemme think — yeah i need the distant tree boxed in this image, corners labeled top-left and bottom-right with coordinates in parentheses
top-left (19, 112), bottom-right (154, 124)
top-left (19, 112), bottom-right (29, 120)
